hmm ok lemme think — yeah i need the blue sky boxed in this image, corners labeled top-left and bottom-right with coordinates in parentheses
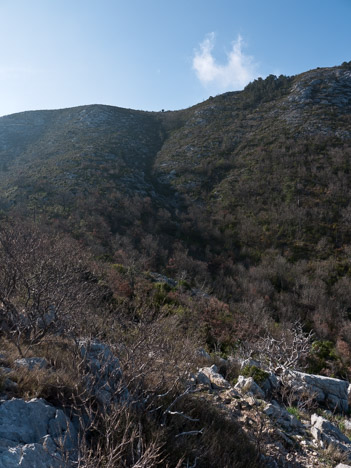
top-left (0, 0), bottom-right (350, 116)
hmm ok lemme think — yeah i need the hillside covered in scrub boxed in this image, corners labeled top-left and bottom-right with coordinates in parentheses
top-left (1, 61), bottom-right (351, 466)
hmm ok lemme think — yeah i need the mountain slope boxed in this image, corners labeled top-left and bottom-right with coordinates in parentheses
top-left (1, 63), bottom-right (351, 373)
top-left (2, 63), bottom-right (351, 468)
top-left (0, 62), bottom-right (351, 263)
top-left (153, 64), bottom-right (351, 260)
top-left (0, 104), bottom-right (165, 203)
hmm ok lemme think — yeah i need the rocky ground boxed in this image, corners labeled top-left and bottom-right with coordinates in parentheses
top-left (0, 341), bottom-right (126, 468)
top-left (194, 358), bottom-right (351, 467)
top-left (2, 343), bottom-right (351, 467)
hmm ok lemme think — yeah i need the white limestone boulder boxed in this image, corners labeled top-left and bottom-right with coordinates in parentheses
top-left (234, 376), bottom-right (265, 398)
top-left (196, 364), bottom-right (230, 390)
top-left (263, 401), bottom-right (303, 432)
top-left (282, 370), bottom-right (349, 413)
top-left (197, 348), bottom-right (211, 361)
top-left (0, 398), bottom-right (77, 467)
top-left (239, 358), bottom-right (261, 369)
top-left (79, 340), bottom-right (129, 405)
top-left (311, 413), bottom-right (351, 456)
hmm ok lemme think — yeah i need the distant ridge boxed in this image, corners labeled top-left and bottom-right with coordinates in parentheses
top-left (0, 61), bottom-right (350, 263)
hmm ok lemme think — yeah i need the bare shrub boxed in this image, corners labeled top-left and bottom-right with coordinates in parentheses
top-left (278, 377), bottom-right (318, 413)
top-left (253, 322), bottom-right (314, 372)
top-left (0, 220), bottom-right (101, 356)
top-left (76, 400), bottom-right (166, 468)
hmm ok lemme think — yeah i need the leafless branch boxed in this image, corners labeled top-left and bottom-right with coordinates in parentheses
top-left (175, 429), bottom-right (204, 438)
top-left (254, 321), bottom-right (314, 372)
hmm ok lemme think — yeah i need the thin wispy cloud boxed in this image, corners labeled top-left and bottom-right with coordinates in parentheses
top-left (193, 33), bottom-right (258, 90)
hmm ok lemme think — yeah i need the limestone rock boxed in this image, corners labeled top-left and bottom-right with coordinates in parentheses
top-left (240, 358), bottom-right (261, 369)
top-left (14, 357), bottom-right (49, 371)
top-left (0, 443), bottom-right (63, 468)
top-left (263, 402), bottom-right (303, 432)
top-left (197, 348), bottom-right (211, 361)
top-left (196, 370), bottom-right (211, 388)
top-left (310, 413), bottom-right (351, 455)
top-left (2, 379), bottom-right (17, 392)
top-left (149, 272), bottom-right (177, 288)
top-left (234, 375), bottom-right (265, 398)
top-left (196, 365), bottom-right (230, 390)
top-left (224, 387), bottom-right (241, 399)
top-left (0, 398), bottom-right (77, 467)
top-left (261, 373), bottom-right (279, 394)
top-left (283, 370), bottom-right (349, 413)
top-left (79, 340), bottom-right (128, 405)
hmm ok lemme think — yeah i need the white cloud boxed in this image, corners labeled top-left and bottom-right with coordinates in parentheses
top-left (192, 33), bottom-right (258, 90)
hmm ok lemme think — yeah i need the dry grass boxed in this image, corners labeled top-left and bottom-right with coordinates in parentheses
top-left (0, 308), bottom-right (262, 467)
top-left (0, 336), bottom-right (84, 406)
top-left (319, 444), bottom-right (350, 466)
top-left (161, 394), bottom-right (261, 468)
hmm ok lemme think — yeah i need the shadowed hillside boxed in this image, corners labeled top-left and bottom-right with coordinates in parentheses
top-left (2, 61), bottom-right (351, 467)
top-left (1, 64), bottom-right (351, 263)
top-left (1, 62), bottom-right (351, 365)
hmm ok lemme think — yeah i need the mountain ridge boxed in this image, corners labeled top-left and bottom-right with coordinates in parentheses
top-left (1, 63), bottom-right (351, 260)
top-left (1, 61), bottom-right (351, 467)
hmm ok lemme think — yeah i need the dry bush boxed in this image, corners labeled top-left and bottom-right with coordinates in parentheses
top-left (1, 309), bottom-right (261, 468)
top-left (117, 313), bottom-right (201, 398)
top-left (69, 301), bottom-right (261, 467)
top-left (277, 379), bottom-right (318, 414)
top-left (0, 218), bottom-right (265, 466)
top-left (320, 444), bottom-right (350, 466)
top-left (76, 400), bottom-right (167, 468)
top-left (1, 336), bottom-right (85, 406)
top-left (253, 322), bottom-right (314, 372)
top-left (161, 395), bottom-right (261, 468)
top-left (74, 384), bottom-right (261, 467)
top-left (0, 219), bottom-right (103, 356)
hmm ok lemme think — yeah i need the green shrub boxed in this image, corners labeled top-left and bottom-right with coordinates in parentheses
top-left (151, 282), bottom-right (176, 307)
top-left (178, 279), bottom-right (191, 291)
top-left (241, 365), bottom-right (269, 386)
top-left (286, 406), bottom-right (301, 421)
top-left (154, 282), bottom-right (173, 293)
top-left (112, 263), bottom-right (127, 273)
top-left (307, 340), bottom-right (339, 374)
top-left (311, 340), bottom-right (338, 360)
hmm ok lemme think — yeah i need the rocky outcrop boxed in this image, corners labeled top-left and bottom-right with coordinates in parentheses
top-left (234, 376), bottom-right (265, 399)
top-left (79, 340), bottom-right (129, 405)
top-left (149, 272), bottom-right (177, 288)
top-left (192, 360), bottom-right (351, 466)
top-left (0, 398), bottom-right (77, 468)
top-left (196, 364), bottom-right (230, 390)
top-left (283, 370), bottom-right (349, 413)
top-left (263, 401), bottom-right (303, 432)
top-left (311, 413), bottom-right (351, 456)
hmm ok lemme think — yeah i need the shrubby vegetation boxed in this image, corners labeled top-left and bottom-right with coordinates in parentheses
top-left (1, 62), bottom-right (351, 465)
top-left (0, 218), bottom-right (261, 467)
top-left (241, 74), bottom-right (294, 107)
